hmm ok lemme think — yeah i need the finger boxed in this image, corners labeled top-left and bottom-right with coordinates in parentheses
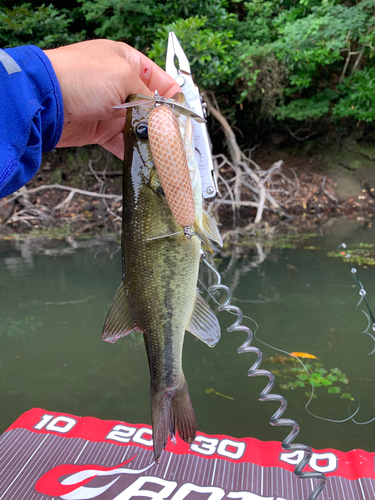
top-left (122, 44), bottom-right (181, 98)
top-left (138, 52), bottom-right (181, 97)
top-left (115, 59), bottom-right (155, 100)
top-left (94, 116), bottom-right (126, 144)
top-left (101, 132), bottom-right (125, 160)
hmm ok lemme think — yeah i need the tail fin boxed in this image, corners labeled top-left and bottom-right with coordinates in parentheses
top-left (170, 378), bottom-right (196, 445)
top-left (151, 375), bottom-right (196, 463)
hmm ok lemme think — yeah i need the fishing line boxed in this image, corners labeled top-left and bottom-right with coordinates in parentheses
top-left (360, 310), bottom-right (375, 355)
top-left (351, 404), bottom-right (375, 425)
top-left (245, 242), bottom-right (375, 426)
top-left (234, 243), bottom-right (372, 426)
top-left (200, 253), bottom-right (327, 500)
top-left (146, 231), bottom-right (184, 241)
top-left (198, 272), bottom-right (362, 424)
top-left (339, 243), bottom-right (375, 333)
top-left (338, 242), bottom-right (375, 426)
top-left (250, 332), bottom-right (361, 424)
top-left (199, 273), bottom-right (361, 426)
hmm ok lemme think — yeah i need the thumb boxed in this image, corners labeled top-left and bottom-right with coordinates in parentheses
top-left (132, 49), bottom-right (181, 98)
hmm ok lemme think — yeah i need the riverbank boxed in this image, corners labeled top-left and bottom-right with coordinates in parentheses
top-left (0, 142), bottom-right (374, 240)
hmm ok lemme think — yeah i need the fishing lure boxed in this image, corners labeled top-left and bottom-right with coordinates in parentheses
top-left (148, 104), bottom-right (196, 229)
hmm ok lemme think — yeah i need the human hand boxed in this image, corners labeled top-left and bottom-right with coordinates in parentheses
top-left (44, 39), bottom-right (181, 159)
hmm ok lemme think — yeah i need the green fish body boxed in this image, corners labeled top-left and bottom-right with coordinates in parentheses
top-left (103, 95), bottom-right (222, 462)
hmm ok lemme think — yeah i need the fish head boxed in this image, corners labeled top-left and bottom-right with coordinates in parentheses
top-left (123, 94), bottom-right (155, 186)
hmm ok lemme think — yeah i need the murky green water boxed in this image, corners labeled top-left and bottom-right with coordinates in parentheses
top-left (0, 220), bottom-right (374, 453)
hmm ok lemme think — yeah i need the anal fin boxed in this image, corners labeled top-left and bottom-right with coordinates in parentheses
top-left (186, 290), bottom-right (221, 347)
top-left (102, 282), bottom-right (141, 343)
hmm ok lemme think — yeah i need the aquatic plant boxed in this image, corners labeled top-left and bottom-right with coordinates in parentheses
top-left (221, 231), bottom-right (318, 253)
top-left (267, 356), bottom-right (353, 401)
top-left (327, 244), bottom-right (375, 267)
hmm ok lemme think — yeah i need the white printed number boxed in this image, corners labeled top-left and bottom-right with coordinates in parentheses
top-left (191, 436), bottom-right (245, 460)
top-left (33, 415), bottom-right (246, 460)
top-left (280, 451), bottom-right (338, 473)
top-left (34, 414), bottom-right (77, 434)
top-left (106, 425), bottom-right (153, 447)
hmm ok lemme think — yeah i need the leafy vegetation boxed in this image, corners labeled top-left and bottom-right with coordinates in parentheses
top-left (267, 356), bottom-right (353, 400)
top-left (0, 3), bottom-right (84, 48)
top-left (222, 232), bottom-right (318, 252)
top-left (327, 243), bottom-right (375, 266)
top-left (1, 0), bottom-right (375, 132)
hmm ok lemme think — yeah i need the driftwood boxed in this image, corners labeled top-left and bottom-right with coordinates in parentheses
top-left (0, 184), bottom-right (121, 210)
top-left (0, 94), bottom-right (307, 231)
top-left (203, 91), bottom-right (298, 224)
top-left (0, 183), bottom-right (122, 230)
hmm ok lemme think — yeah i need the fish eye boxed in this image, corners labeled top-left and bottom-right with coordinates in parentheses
top-left (155, 186), bottom-right (165, 198)
top-left (136, 121), bottom-right (148, 140)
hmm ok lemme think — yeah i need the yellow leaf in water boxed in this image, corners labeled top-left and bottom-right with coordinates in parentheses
top-left (290, 352), bottom-right (318, 359)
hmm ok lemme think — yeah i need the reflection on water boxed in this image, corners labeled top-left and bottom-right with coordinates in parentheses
top-left (0, 221), bottom-right (374, 453)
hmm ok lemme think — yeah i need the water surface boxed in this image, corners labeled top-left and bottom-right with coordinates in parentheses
top-left (0, 220), bottom-right (374, 453)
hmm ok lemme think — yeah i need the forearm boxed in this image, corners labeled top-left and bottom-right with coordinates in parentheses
top-left (0, 46), bottom-right (63, 198)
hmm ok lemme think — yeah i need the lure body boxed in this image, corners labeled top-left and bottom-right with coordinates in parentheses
top-left (148, 104), bottom-right (195, 229)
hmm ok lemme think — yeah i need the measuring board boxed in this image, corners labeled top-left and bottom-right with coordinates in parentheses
top-left (0, 408), bottom-right (374, 499)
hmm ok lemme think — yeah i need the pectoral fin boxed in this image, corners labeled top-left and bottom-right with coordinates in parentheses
top-left (102, 282), bottom-right (141, 343)
top-left (193, 211), bottom-right (222, 253)
top-left (186, 290), bottom-right (221, 347)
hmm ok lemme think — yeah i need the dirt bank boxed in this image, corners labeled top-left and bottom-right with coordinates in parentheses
top-left (0, 143), bottom-right (374, 239)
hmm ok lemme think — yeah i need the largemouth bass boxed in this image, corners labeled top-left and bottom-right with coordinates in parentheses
top-left (103, 94), bottom-right (222, 463)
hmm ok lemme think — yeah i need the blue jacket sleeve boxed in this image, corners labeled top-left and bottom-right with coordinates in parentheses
top-left (0, 45), bottom-right (64, 199)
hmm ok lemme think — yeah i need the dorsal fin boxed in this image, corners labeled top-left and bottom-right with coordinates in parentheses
top-left (102, 282), bottom-right (142, 343)
top-left (186, 290), bottom-right (221, 347)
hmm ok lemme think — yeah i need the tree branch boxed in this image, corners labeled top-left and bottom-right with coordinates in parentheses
top-left (0, 184), bottom-right (121, 210)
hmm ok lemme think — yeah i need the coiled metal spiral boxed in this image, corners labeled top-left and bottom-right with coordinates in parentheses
top-left (340, 242), bottom-right (375, 329)
top-left (202, 254), bottom-right (327, 500)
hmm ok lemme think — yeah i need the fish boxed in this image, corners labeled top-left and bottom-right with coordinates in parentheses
top-left (102, 93), bottom-right (222, 463)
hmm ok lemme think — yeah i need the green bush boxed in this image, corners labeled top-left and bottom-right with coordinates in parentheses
top-left (237, 0), bottom-right (375, 122)
top-left (79, 0), bottom-right (236, 50)
top-left (0, 3), bottom-right (84, 48)
top-left (148, 16), bottom-right (239, 88)
top-left (2, 0), bottom-right (375, 131)
top-left (333, 67), bottom-right (375, 122)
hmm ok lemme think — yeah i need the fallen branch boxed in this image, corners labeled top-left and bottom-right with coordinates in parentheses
top-left (203, 92), bottom-right (242, 166)
top-left (322, 176), bottom-right (338, 203)
top-left (254, 185), bottom-right (266, 224)
top-left (0, 184), bottom-right (121, 210)
top-left (85, 171), bottom-right (122, 177)
top-left (285, 124), bottom-right (317, 142)
top-left (213, 199), bottom-right (260, 207)
top-left (203, 92), bottom-right (287, 224)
